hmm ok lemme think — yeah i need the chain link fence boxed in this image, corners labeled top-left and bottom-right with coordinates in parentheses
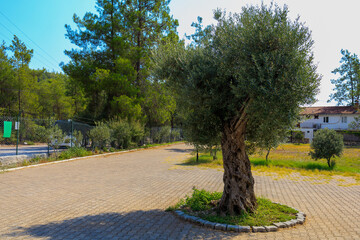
top-left (1, 115), bottom-right (183, 157)
top-left (0, 116), bottom-right (94, 156)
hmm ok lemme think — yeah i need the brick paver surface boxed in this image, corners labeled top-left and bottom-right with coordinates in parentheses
top-left (0, 143), bottom-right (359, 240)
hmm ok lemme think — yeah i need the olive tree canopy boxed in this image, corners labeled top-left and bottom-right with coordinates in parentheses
top-left (154, 4), bottom-right (320, 215)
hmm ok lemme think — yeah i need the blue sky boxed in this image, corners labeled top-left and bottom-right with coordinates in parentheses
top-left (1, 0), bottom-right (360, 106)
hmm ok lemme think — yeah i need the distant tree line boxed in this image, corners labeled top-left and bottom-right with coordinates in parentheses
top-left (0, 0), bottom-right (183, 132)
top-left (0, 36), bottom-right (75, 119)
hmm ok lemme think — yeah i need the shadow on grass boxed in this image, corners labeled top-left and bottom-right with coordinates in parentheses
top-left (179, 156), bottom-right (214, 166)
top-left (2, 210), bottom-right (237, 240)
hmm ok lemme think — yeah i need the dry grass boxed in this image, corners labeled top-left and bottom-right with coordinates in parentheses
top-left (182, 144), bottom-right (360, 186)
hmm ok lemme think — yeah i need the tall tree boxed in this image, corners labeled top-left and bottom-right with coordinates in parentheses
top-left (0, 42), bottom-right (17, 115)
top-left (62, 0), bottom-right (178, 121)
top-left (329, 49), bottom-right (360, 106)
top-left (8, 35), bottom-right (36, 115)
top-left (154, 4), bottom-right (320, 215)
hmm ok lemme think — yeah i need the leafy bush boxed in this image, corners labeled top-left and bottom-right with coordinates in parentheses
top-left (152, 126), bottom-right (171, 143)
top-left (108, 118), bottom-right (144, 149)
top-left (88, 122), bottom-right (111, 149)
top-left (170, 129), bottom-right (181, 141)
top-left (294, 131), bottom-right (304, 144)
top-left (310, 128), bottom-right (344, 168)
top-left (59, 147), bottom-right (90, 160)
top-left (184, 188), bottom-right (222, 211)
top-left (73, 130), bottom-right (83, 147)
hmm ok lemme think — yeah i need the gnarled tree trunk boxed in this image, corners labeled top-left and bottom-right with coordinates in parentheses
top-left (218, 117), bottom-right (257, 216)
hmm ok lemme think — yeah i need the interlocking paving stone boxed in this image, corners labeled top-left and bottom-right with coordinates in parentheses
top-left (0, 143), bottom-right (359, 239)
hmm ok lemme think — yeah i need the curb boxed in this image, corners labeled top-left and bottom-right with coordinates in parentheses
top-left (1, 142), bottom-right (184, 173)
top-left (173, 203), bottom-right (306, 233)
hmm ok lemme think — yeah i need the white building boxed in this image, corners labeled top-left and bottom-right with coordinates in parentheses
top-left (299, 105), bottom-right (360, 141)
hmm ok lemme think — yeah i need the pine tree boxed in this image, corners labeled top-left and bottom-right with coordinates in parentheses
top-left (62, 0), bottom-right (178, 121)
top-left (329, 49), bottom-right (360, 106)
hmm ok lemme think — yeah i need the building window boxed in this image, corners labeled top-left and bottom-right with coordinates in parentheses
top-left (341, 116), bottom-right (347, 123)
top-left (314, 115), bottom-right (319, 119)
top-left (323, 116), bottom-right (329, 123)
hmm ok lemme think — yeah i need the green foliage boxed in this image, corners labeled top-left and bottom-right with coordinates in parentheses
top-left (169, 188), bottom-right (297, 226)
top-left (154, 3), bottom-right (320, 153)
top-left (329, 49), bottom-right (360, 106)
top-left (294, 131), bottom-right (305, 144)
top-left (152, 126), bottom-right (172, 143)
top-left (310, 129), bottom-right (344, 168)
top-left (88, 122), bottom-right (111, 149)
top-left (108, 118), bottom-right (145, 149)
top-left (0, 36), bottom-right (76, 119)
top-left (62, 0), bottom-right (179, 121)
top-left (73, 130), bottom-right (83, 147)
top-left (20, 122), bottom-right (47, 143)
top-left (201, 197), bottom-right (297, 226)
top-left (184, 188), bottom-right (222, 211)
top-left (349, 116), bottom-right (360, 130)
top-left (47, 125), bottom-right (65, 158)
top-left (58, 147), bottom-right (90, 160)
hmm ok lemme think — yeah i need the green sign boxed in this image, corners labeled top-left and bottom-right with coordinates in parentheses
top-left (3, 121), bottom-right (12, 138)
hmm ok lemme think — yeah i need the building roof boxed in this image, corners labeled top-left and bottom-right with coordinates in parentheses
top-left (300, 106), bottom-right (359, 115)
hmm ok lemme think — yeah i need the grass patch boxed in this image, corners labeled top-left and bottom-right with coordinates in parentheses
top-left (182, 144), bottom-right (360, 183)
top-left (58, 147), bottom-right (92, 160)
top-left (168, 188), bottom-right (297, 226)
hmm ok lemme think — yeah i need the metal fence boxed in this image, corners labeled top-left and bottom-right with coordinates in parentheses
top-left (0, 115), bottom-right (183, 157)
top-left (0, 116), bottom-right (93, 156)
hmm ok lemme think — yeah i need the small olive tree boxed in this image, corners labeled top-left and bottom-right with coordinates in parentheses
top-left (310, 128), bottom-right (344, 168)
top-left (47, 125), bottom-right (65, 158)
top-left (88, 122), bottom-right (111, 150)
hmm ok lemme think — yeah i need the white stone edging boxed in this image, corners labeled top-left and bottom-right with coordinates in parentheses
top-left (173, 203), bottom-right (306, 233)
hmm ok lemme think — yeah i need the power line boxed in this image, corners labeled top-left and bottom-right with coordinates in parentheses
top-left (0, 22), bottom-right (58, 71)
top-left (0, 10), bottom-right (61, 66)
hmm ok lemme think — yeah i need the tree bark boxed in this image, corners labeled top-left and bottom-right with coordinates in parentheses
top-left (218, 117), bottom-right (257, 216)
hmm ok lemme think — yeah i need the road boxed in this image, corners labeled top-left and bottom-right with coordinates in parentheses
top-left (0, 145), bottom-right (56, 157)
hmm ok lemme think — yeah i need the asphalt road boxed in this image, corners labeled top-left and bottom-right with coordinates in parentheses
top-left (0, 145), bottom-right (54, 157)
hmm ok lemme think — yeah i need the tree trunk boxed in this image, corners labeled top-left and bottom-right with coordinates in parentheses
top-left (218, 118), bottom-right (257, 216)
top-left (266, 148), bottom-right (271, 162)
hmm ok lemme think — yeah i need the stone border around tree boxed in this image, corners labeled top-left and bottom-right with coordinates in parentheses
top-left (172, 202), bottom-right (306, 233)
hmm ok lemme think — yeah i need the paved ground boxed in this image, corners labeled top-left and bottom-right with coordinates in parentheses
top-left (0, 143), bottom-right (359, 240)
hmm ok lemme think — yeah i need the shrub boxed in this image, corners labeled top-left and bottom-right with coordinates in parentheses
top-left (294, 131), bottom-right (304, 144)
top-left (59, 147), bottom-right (90, 160)
top-left (170, 129), bottom-right (181, 141)
top-left (184, 188), bottom-right (222, 211)
top-left (310, 128), bottom-right (344, 168)
top-left (88, 122), bottom-right (111, 149)
top-left (152, 126), bottom-right (171, 143)
top-left (108, 118), bottom-right (144, 149)
top-left (73, 130), bottom-right (83, 147)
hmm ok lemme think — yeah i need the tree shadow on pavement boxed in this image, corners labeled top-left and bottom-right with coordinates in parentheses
top-left (3, 210), bottom-right (238, 240)
top-left (165, 148), bottom-right (193, 153)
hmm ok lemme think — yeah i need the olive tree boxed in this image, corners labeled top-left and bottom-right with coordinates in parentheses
top-left (310, 128), bottom-right (344, 168)
top-left (154, 4), bottom-right (320, 215)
